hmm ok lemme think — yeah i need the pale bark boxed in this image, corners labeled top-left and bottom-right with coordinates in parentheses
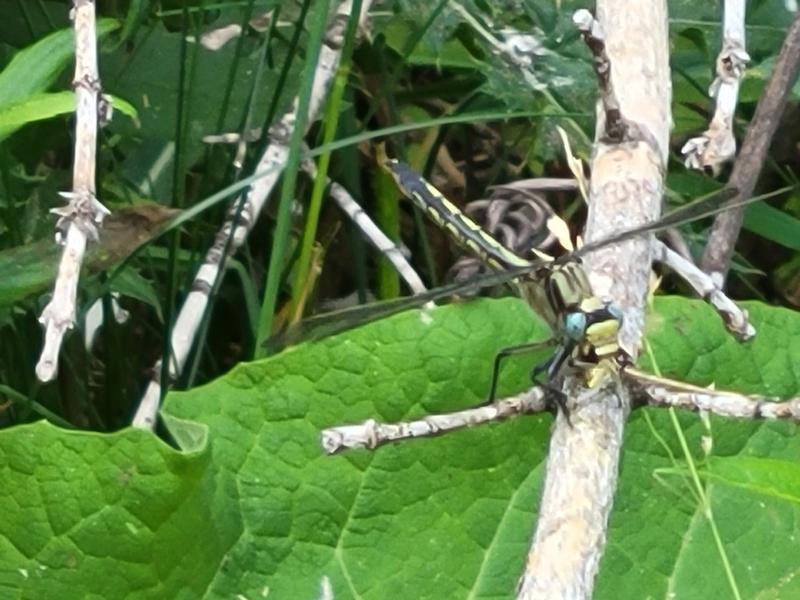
top-left (626, 368), bottom-right (800, 420)
top-left (681, 0), bottom-right (749, 174)
top-left (321, 388), bottom-right (547, 453)
top-left (517, 3), bottom-right (671, 597)
top-left (651, 240), bottom-right (754, 341)
top-left (37, 0), bottom-right (110, 381)
top-left (701, 11), bottom-right (800, 282)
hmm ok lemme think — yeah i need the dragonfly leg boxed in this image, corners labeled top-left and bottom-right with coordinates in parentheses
top-left (487, 339), bottom-right (555, 403)
top-left (546, 389), bottom-right (570, 423)
top-left (531, 342), bottom-right (576, 424)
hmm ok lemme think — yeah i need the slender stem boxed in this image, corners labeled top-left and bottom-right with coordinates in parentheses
top-left (291, 0), bottom-right (363, 318)
top-left (667, 407), bottom-right (741, 600)
top-left (254, 0), bottom-right (333, 354)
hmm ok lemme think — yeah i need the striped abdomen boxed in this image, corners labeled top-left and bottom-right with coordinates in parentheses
top-left (382, 158), bottom-right (532, 271)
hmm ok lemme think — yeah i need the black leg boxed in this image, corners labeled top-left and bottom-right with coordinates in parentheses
top-left (530, 341), bottom-right (576, 425)
top-left (547, 389), bottom-right (571, 424)
top-left (487, 339), bottom-right (554, 403)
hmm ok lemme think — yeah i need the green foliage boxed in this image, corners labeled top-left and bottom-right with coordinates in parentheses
top-left (0, 19), bottom-right (119, 108)
top-left (744, 203), bottom-right (800, 252)
top-left (0, 2), bottom-right (798, 596)
top-left (1, 0), bottom-right (796, 428)
top-left (0, 203), bottom-right (167, 309)
top-left (0, 19), bottom-right (120, 141)
top-left (0, 91), bottom-right (137, 143)
top-left (1, 297), bottom-right (800, 598)
top-left (101, 19), bottom-right (296, 185)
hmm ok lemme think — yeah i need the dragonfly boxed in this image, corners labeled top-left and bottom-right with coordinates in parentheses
top-left (284, 152), bottom-right (779, 414)
top-left (378, 154), bottom-right (630, 416)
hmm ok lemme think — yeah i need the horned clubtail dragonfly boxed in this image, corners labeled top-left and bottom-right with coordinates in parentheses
top-left (288, 154), bottom-right (774, 415)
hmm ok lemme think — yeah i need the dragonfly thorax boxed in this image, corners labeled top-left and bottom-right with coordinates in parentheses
top-left (573, 298), bottom-right (627, 375)
top-left (544, 264), bottom-right (628, 386)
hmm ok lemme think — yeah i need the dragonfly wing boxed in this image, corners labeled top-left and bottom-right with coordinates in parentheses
top-left (575, 186), bottom-right (740, 257)
top-left (269, 267), bottom-right (533, 350)
top-left (274, 165), bottom-right (770, 353)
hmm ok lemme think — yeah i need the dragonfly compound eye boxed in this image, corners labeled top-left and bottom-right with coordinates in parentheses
top-left (607, 302), bottom-right (624, 322)
top-left (563, 312), bottom-right (588, 341)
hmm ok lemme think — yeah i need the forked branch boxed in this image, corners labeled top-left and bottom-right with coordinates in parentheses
top-left (517, 4), bottom-right (670, 597)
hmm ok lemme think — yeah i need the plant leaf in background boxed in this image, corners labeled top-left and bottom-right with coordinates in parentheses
top-left (0, 203), bottom-right (175, 309)
top-left (0, 19), bottom-right (119, 108)
top-left (384, 0), bottom-right (597, 165)
top-left (1, 297), bottom-right (799, 598)
top-left (744, 201), bottom-right (800, 252)
top-left (101, 19), bottom-right (297, 198)
top-left (0, 18), bottom-right (118, 129)
top-left (0, 18), bottom-right (131, 142)
top-left (0, 91), bottom-right (137, 143)
top-left (0, 2), bottom-right (798, 597)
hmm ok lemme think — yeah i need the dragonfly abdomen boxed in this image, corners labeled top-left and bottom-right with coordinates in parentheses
top-left (382, 158), bottom-right (532, 271)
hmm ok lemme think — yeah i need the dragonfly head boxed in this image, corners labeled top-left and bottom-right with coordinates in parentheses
top-left (564, 300), bottom-right (624, 343)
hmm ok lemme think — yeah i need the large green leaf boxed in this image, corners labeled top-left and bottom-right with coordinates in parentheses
top-left (1, 297), bottom-right (799, 598)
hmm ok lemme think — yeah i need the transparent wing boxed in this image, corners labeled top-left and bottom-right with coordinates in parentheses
top-left (280, 156), bottom-right (792, 349)
top-left (269, 267), bottom-right (534, 351)
top-left (575, 185), bottom-right (769, 257)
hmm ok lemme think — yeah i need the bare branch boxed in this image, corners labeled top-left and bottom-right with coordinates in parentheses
top-left (681, 0), bottom-right (749, 173)
top-left (661, 227), bottom-right (693, 261)
top-left (651, 239), bottom-right (755, 341)
top-left (488, 178), bottom-right (579, 194)
top-left (37, 0), bottom-right (110, 381)
top-left (132, 0), bottom-right (375, 430)
top-left (517, 3), bottom-right (671, 597)
top-left (321, 388), bottom-right (548, 454)
top-left (701, 11), bottom-right (800, 282)
top-left (626, 368), bottom-right (800, 421)
top-left (83, 294), bottom-right (129, 350)
top-left (573, 10), bottom-right (626, 143)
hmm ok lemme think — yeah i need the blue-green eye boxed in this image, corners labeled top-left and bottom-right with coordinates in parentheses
top-left (564, 312), bottom-right (587, 340)
top-left (608, 303), bottom-right (623, 321)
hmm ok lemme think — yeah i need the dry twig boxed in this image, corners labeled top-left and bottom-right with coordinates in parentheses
top-left (517, 4), bottom-right (671, 597)
top-left (701, 11), bottom-right (800, 282)
top-left (321, 388), bottom-right (548, 453)
top-left (626, 368), bottom-right (800, 421)
top-left (37, 0), bottom-right (110, 381)
top-left (681, 0), bottom-right (749, 173)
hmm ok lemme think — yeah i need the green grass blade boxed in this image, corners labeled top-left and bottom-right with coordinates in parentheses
top-left (254, 0), bottom-right (333, 356)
